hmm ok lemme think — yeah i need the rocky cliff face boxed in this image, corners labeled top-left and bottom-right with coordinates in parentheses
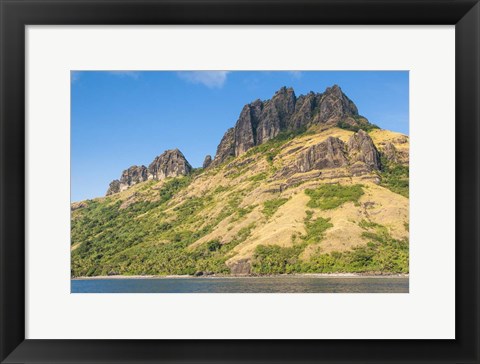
top-left (106, 149), bottom-right (192, 195)
top-left (106, 85), bottom-right (379, 196)
top-left (106, 180), bottom-right (122, 195)
top-left (148, 149), bottom-right (192, 180)
top-left (202, 155), bottom-right (212, 169)
top-left (315, 85), bottom-right (358, 124)
top-left (211, 127), bottom-right (236, 167)
top-left (123, 165), bottom-right (148, 184)
top-left (253, 87), bottom-right (296, 147)
top-left (106, 165), bottom-right (148, 195)
top-left (347, 129), bottom-right (381, 171)
top-left (296, 137), bottom-right (349, 173)
top-left (292, 130), bottom-right (381, 176)
top-left (212, 84), bottom-right (368, 165)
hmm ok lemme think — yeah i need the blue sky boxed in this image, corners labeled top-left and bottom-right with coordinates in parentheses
top-left (71, 71), bottom-right (409, 202)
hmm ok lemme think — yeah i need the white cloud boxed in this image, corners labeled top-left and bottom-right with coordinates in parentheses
top-left (177, 71), bottom-right (230, 88)
top-left (107, 71), bottom-right (140, 79)
top-left (288, 71), bottom-right (303, 79)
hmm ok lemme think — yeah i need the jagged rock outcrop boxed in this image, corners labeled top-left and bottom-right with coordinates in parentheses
top-left (381, 142), bottom-right (398, 163)
top-left (290, 92), bottom-right (316, 129)
top-left (106, 180), bottom-right (121, 195)
top-left (234, 103), bottom-right (261, 156)
top-left (202, 155), bottom-right (212, 169)
top-left (277, 130), bottom-right (382, 179)
top-left (254, 87), bottom-right (296, 146)
top-left (212, 84), bottom-right (368, 164)
top-left (122, 165), bottom-right (148, 185)
top-left (106, 165), bottom-right (148, 196)
top-left (211, 128), bottom-right (235, 166)
top-left (148, 149), bottom-right (192, 180)
top-left (314, 85), bottom-right (358, 124)
top-left (232, 87), bottom-right (296, 157)
top-left (105, 85), bottom-right (381, 196)
top-left (347, 129), bottom-right (381, 171)
top-left (296, 137), bottom-right (348, 173)
top-left (71, 201), bottom-right (88, 211)
top-left (106, 149), bottom-right (192, 196)
top-left (377, 138), bottom-right (409, 165)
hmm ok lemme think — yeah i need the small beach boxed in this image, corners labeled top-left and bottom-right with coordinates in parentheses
top-left (72, 272), bottom-right (409, 280)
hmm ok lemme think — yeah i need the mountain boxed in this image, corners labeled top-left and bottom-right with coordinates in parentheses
top-left (71, 85), bottom-right (409, 277)
top-left (211, 84), bottom-right (373, 166)
top-left (106, 149), bottom-right (192, 195)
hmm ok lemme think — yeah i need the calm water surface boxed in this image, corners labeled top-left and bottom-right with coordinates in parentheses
top-left (71, 276), bottom-right (408, 293)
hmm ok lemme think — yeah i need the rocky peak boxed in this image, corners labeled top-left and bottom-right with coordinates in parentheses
top-left (211, 127), bottom-right (236, 167)
top-left (234, 105), bottom-right (258, 156)
top-left (275, 85), bottom-right (293, 94)
top-left (256, 86), bottom-right (296, 141)
top-left (233, 87), bottom-right (297, 157)
top-left (324, 84), bottom-right (343, 97)
top-left (315, 84), bottom-right (358, 124)
top-left (202, 155), bottom-right (212, 169)
top-left (148, 149), bottom-right (192, 180)
top-left (347, 130), bottom-right (381, 171)
top-left (290, 92), bottom-right (317, 129)
top-left (272, 86), bottom-right (296, 115)
top-left (106, 180), bottom-right (121, 196)
top-left (106, 149), bottom-right (192, 196)
top-left (122, 165), bottom-right (148, 184)
top-left (212, 84), bottom-right (370, 164)
top-left (106, 165), bottom-right (148, 196)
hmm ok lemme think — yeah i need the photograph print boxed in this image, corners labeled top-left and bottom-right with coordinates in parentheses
top-left (71, 71), bottom-right (409, 293)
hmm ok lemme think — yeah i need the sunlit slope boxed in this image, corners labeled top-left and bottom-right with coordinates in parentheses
top-left (71, 127), bottom-right (409, 277)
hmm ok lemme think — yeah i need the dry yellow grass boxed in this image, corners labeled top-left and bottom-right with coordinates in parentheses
top-left (314, 182), bottom-right (408, 254)
top-left (369, 129), bottom-right (409, 163)
top-left (226, 192), bottom-right (309, 265)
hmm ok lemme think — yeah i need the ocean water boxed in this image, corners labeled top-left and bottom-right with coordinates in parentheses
top-left (71, 276), bottom-right (408, 293)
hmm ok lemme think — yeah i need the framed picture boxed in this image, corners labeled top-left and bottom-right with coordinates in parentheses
top-left (1, 0), bottom-right (478, 363)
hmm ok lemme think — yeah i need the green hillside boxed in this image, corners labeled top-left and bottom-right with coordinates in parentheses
top-left (71, 127), bottom-right (409, 277)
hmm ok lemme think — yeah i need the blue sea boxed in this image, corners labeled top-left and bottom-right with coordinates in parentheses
top-left (71, 276), bottom-right (408, 293)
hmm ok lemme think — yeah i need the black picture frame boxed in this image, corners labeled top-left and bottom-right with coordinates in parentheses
top-left (1, 0), bottom-right (479, 363)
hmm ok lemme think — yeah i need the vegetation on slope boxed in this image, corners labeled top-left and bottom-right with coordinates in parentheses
top-left (252, 218), bottom-right (408, 274)
top-left (72, 130), bottom-right (409, 277)
top-left (379, 157), bottom-right (409, 198)
top-left (71, 171), bottom-right (265, 276)
top-left (337, 116), bottom-right (379, 132)
top-left (244, 127), bottom-right (314, 163)
top-left (262, 198), bottom-right (289, 218)
top-left (251, 182), bottom-right (408, 275)
top-left (305, 184), bottom-right (364, 210)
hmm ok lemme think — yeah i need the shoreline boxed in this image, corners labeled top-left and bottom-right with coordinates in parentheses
top-left (72, 273), bottom-right (409, 280)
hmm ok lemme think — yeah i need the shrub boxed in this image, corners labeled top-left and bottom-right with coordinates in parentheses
top-left (158, 176), bottom-right (192, 203)
top-left (230, 205), bottom-right (256, 223)
top-left (252, 244), bottom-right (305, 274)
top-left (262, 197), bottom-right (289, 218)
top-left (305, 184), bottom-right (364, 210)
top-left (379, 157), bottom-right (409, 198)
top-left (303, 215), bottom-right (333, 244)
top-left (207, 240), bottom-right (222, 252)
top-left (248, 172), bottom-right (268, 182)
top-left (337, 117), bottom-right (379, 132)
